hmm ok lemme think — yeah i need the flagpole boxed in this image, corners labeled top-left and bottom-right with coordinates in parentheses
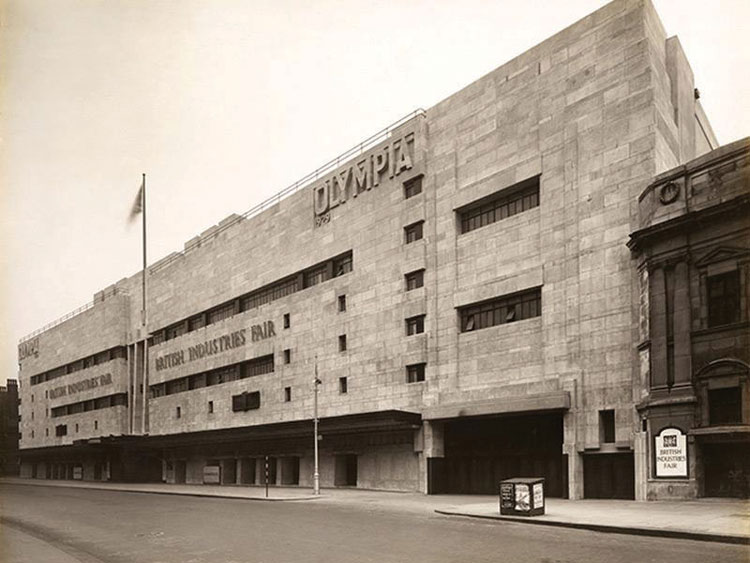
top-left (141, 173), bottom-right (148, 435)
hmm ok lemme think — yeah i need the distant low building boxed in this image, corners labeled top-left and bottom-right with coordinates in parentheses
top-left (629, 138), bottom-right (750, 499)
top-left (0, 380), bottom-right (20, 475)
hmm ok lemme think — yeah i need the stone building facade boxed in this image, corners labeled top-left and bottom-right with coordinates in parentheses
top-left (17, 0), bottom-right (723, 499)
top-left (629, 138), bottom-right (750, 499)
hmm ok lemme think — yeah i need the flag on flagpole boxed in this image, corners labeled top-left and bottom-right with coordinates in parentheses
top-left (129, 178), bottom-right (144, 223)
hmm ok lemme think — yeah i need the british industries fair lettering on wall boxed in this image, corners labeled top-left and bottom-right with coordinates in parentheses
top-left (154, 321), bottom-right (275, 372)
top-left (654, 427), bottom-right (688, 478)
top-left (49, 373), bottom-right (113, 400)
top-left (313, 132), bottom-right (415, 227)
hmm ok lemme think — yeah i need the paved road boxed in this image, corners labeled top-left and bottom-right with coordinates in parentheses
top-left (0, 484), bottom-right (746, 563)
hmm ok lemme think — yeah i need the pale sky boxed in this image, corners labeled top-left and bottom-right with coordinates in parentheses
top-left (2, 0), bottom-right (749, 384)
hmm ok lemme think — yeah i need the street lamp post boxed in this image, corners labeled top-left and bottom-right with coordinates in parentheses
top-left (313, 366), bottom-right (321, 496)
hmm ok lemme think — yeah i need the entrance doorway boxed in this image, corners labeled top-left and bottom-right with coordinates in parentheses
top-left (174, 460), bottom-right (187, 484)
top-left (429, 413), bottom-right (566, 496)
top-left (703, 442), bottom-right (750, 498)
top-left (583, 453), bottom-right (634, 499)
top-left (335, 454), bottom-right (358, 486)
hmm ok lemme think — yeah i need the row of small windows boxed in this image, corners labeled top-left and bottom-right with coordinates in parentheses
top-left (150, 354), bottom-right (275, 399)
top-left (459, 287), bottom-right (542, 332)
top-left (30, 347), bottom-right (127, 386)
top-left (51, 393), bottom-right (128, 418)
top-left (31, 420), bottom-right (99, 439)
top-left (458, 175), bottom-right (540, 234)
top-left (151, 251), bottom-right (353, 346)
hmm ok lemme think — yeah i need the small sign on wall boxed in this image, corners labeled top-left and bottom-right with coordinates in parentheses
top-left (654, 427), bottom-right (688, 478)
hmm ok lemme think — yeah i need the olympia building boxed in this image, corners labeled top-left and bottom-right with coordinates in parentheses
top-left (17, 0), bottom-right (749, 500)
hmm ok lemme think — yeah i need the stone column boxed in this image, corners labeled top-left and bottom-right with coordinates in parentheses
top-left (419, 421), bottom-right (444, 493)
top-left (672, 261), bottom-right (692, 386)
top-left (650, 267), bottom-right (668, 388)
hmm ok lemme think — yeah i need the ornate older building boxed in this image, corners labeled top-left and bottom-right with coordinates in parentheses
top-left (630, 138), bottom-right (750, 499)
top-left (17, 0), bottom-right (724, 499)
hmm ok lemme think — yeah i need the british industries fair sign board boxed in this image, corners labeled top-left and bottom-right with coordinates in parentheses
top-left (654, 427), bottom-right (688, 478)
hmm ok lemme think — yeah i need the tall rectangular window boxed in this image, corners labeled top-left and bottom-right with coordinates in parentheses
top-left (284, 387), bottom-right (292, 402)
top-left (283, 313), bottom-right (290, 329)
top-left (339, 377), bottom-right (348, 394)
top-left (405, 269), bottom-right (424, 291)
top-left (404, 176), bottom-right (423, 199)
top-left (406, 363), bottom-right (426, 383)
top-left (406, 315), bottom-right (425, 336)
top-left (338, 334), bottom-right (347, 352)
top-left (458, 176), bottom-right (540, 234)
top-left (338, 295), bottom-right (347, 312)
top-left (707, 270), bottom-right (740, 327)
top-left (459, 288), bottom-right (541, 332)
top-left (404, 221), bottom-right (424, 244)
top-left (283, 349), bottom-right (291, 364)
top-left (599, 410), bottom-right (615, 443)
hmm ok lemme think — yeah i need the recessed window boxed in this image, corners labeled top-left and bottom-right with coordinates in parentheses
top-left (232, 391), bottom-right (261, 412)
top-left (708, 387), bottom-right (742, 425)
top-left (176, 406), bottom-right (181, 419)
top-left (458, 176), bottom-right (540, 234)
top-left (31, 394), bottom-right (34, 403)
top-left (460, 288), bottom-right (541, 332)
top-left (404, 221), bottom-right (424, 244)
top-left (94, 420), bottom-right (98, 430)
top-left (405, 269), bottom-right (424, 291)
top-left (284, 386), bottom-right (292, 402)
top-left (45, 428), bottom-right (49, 437)
top-left (707, 270), bottom-right (740, 327)
top-left (283, 313), bottom-right (290, 329)
top-left (283, 349), bottom-right (291, 364)
top-left (31, 411), bottom-right (34, 420)
top-left (334, 254), bottom-right (353, 277)
top-left (404, 175), bottom-right (423, 199)
top-left (339, 334), bottom-right (347, 352)
top-left (31, 430), bottom-right (34, 439)
top-left (338, 295), bottom-right (347, 312)
top-left (599, 410), bottom-right (615, 443)
top-left (406, 315), bottom-right (426, 336)
top-left (55, 424), bottom-right (67, 437)
top-left (208, 401), bottom-right (214, 414)
top-left (75, 423), bottom-right (79, 433)
top-left (339, 377), bottom-right (348, 394)
top-left (406, 363), bottom-right (426, 383)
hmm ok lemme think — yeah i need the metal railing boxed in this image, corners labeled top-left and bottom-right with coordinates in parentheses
top-left (18, 108), bottom-right (426, 344)
top-left (19, 300), bottom-right (95, 343)
top-left (151, 108), bottom-right (425, 273)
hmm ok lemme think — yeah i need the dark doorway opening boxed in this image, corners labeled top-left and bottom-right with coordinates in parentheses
top-left (429, 413), bottom-right (567, 496)
top-left (222, 459), bottom-right (237, 485)
top-left (174, 460), bottom-right (187, 484)
top-left (240, 458), bottom-right (256, 485)
top-left (703, 442), bottom-right (750, 498)
top-left (335, 454), bottom-right (358, 486)
top-left (583, 453), bottom-right (634, 499)
top-left (280, 457), bottom-right (300, 485)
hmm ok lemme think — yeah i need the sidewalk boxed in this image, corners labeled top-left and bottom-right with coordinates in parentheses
top-left (3, 478), bottom-right (749, 544)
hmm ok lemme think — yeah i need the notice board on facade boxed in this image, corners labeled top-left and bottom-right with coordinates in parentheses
top-left (654, 427), bottom-right (688, 478)
top-left (203, 465), bottom-right (221, 484)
